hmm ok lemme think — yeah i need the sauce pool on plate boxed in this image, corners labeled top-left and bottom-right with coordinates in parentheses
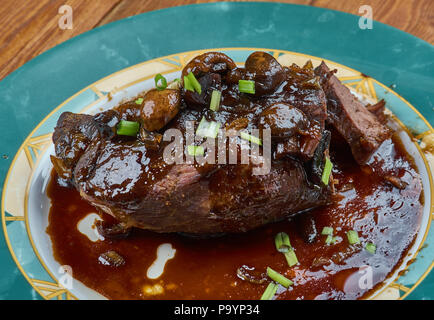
top-left (46, 132), bottom-right (423, 300)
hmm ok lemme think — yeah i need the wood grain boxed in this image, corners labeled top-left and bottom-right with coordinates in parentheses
top-left (0, 0), bottom-right (432, 81)
top-left (312, 0), bottom-right (434, 44)
top-left (97, 0), bottom-right (313, 26)
top-left (0, 0), bottom-right (120, 80)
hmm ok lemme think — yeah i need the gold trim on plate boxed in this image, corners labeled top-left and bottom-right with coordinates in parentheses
top-left (2, 48), bottom-right (433, 301)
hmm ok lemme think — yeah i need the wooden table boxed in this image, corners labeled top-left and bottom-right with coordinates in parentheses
top-left (1, 0), bottom-right (432, 80)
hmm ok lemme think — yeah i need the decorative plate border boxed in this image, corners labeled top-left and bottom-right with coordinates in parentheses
top-left (2, 48), bottom-right (433, 300)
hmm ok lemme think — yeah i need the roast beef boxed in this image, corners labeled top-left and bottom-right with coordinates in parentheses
top-left (51, 52), bottom-right (389, 234)
top-left (52, 110), bottom-right (331, 233)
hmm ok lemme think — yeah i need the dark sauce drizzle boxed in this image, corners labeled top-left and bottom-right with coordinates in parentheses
top-left (46, 126), bottom-right (423, 300)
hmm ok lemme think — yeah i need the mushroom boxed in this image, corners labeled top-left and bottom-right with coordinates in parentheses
top-left (183, 73), bottom-right (222, 108)
top-left (258, 102), bottom-right (309, 139)
top-left (245, 51), bottom-right (285, 95)
top-left (140, 88), bottom-right (180, 131)
top-left (182, 52), bottom-right (237, 78)
top-left (98, 250), bottom-right (125, 267)
top-left (95, 220), bottom-right (131, 240)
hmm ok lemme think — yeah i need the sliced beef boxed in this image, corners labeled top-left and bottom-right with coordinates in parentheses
top-left (315, 61), bottom-right (390, 164)
top-left (366, 99), bottom-right (387, 124)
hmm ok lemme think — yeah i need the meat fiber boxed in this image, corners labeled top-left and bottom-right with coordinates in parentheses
top-left (315, 61), bottom-right (390, 164)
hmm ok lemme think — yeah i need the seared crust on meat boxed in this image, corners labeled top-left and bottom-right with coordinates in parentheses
top-left (51, 52), bottom-right (391, 234)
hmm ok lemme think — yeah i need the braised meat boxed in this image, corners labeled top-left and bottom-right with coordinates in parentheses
top-left (314, 62), bottom-right (390, 164)
top-left (51, 51), bottom-right (389, 234)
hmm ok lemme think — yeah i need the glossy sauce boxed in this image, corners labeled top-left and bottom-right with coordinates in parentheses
top-left (46, 130), bottom-right (423, 300)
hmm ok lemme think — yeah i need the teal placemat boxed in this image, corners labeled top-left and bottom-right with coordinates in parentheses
top-left (0, 2), bottom-right (432, 299)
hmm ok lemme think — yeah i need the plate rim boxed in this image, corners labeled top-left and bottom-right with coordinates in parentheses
top-left (2, 47), bottom-right (433, 300)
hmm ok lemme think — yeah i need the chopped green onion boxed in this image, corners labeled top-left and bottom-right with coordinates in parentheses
top-left (325, 234), bottom-right (334, 245)
top-left (135, 97), bottom-right (144, 105)
top-left (275, 232), bottom-right (291, 253)
top-left (196, 118), bottom-right (220, 139)
top-left (183, 75), bottom-right (194, 92)
top-left (266, 267), bottom-right (293, 288)
top-left (210, 90), bottom-right (222, 111)
top-left (238, 80), bottom-right (255, 94)
top-left (260, 282), bottom-right (278, 300)
top-left (365, 242), bottom-right (376, 254)
top-left (240, 131), bottom-right (262, 146)
top-left (187, 72), bottom-right (202, 94)
top-left (347, 230), bottom-right (360, 245)
top-left (275, 232), bottom-right (298, 267)
top-left (154, 73), bottom-right (167, 91)
top-left (284, 250), bottom-right (298, 267)
top-left (187, 145), bottom-right (204, 156)
top-left (321, 226), bottom-right (333, 236)
top-left (321, 157), bottom-right (333, 185)
top-left (116, 120), bottom-right (140, 137)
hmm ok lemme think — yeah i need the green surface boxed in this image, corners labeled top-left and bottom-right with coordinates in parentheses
top-left (0, 2), bottom-right (433, 299)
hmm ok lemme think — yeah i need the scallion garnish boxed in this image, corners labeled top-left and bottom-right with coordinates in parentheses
top-left (321, 156), bottom-right (333, 185)
top-left (260, 282), bottom-right (278, 300)
top-left (284, 250), bottom-right (298, 267)
top-left (240, 131), bottom-right (262, 146)
top-left (275, 232), bottom-right (298, 267)
top-left (266, 267), bottom-right (293, 288)
top-left (187, 145), bottom-right (204, 156)
top-left (275, 232), bottom-right (291, 253)
top-left (365, 242), bottom-right (376, 254)
top-left (210, 90), bottom-right (222, 111)
top-left (238, 80), bottom-right (255, 94)
top-left (325, 234), bottom-right (334, 245)
top-left (196, 117), bottom-right (221, 139)
top-left (347, 230), bottom-right (360, 245)
top-left (187, 72), bottom-right (202, 94)
top-left (135, 97), bottom-right (144, 105)
top-left (183, 75), bottom-right (194, 92)
top-left (116, 120), bottom-right (140, 137)
top-left (321, 226), bottom-right (333, 236)
top-left (154, 73), bottom-right (167, 91)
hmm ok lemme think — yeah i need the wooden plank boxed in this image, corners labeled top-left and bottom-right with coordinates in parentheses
top-left (97, 0), bottom-right (314, 26)
top-left (312, 0), bottom-right (434, 44)
top-left (0, 1), bottom-right (50, 51)
top-left (0, 0), bottom-right (432, 80)
top-left (0, 0), bottom-right (120, 80)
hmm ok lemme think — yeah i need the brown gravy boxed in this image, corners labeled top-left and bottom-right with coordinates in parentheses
top-left (46, 132), bottom-right (423, 300)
